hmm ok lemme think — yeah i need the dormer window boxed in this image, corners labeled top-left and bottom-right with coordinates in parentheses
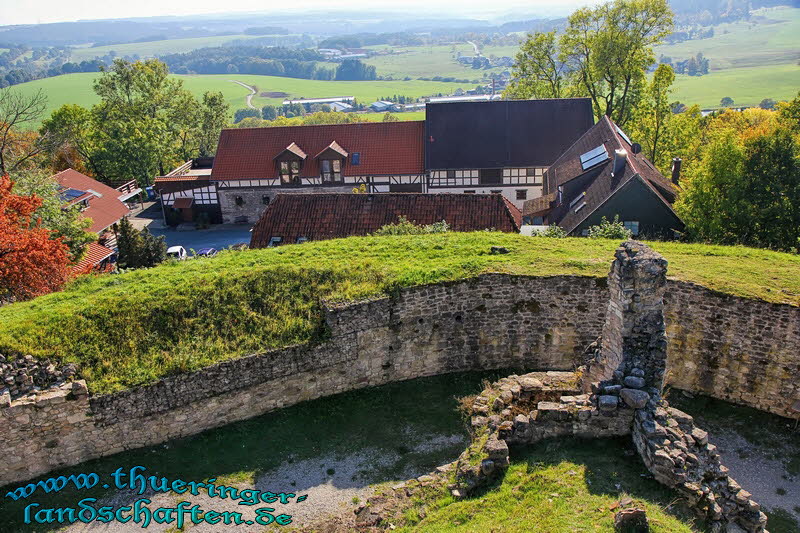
top-left (275, 142), bottom-right (306, 185)
top-left (315, 141), bottom-right (348, 184)
top-left (321, 159), bottom-right (342, 183)
top-left (279, 160), bottom-right (301, 184)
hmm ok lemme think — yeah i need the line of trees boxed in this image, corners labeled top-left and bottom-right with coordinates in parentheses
top-left (40, 59), bottom-right (230, 187)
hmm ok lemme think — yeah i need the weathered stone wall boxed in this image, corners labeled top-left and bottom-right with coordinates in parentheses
top-left (664, 281), bottom-right (800, 419)
top-left (0, 274), bottom-right (607, 487)
top-left (2, 268), bottom-right (799, 487)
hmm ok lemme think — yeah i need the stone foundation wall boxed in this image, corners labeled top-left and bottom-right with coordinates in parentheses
top-left (664, 281), bottom-right (800, 419)
top-left (2, 266), bottom-right (799, 487)
top-left (0, 274), bottom-right (607, 487)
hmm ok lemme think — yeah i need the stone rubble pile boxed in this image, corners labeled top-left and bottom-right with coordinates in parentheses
top-left (634, 403), bottom-right (768, 532)
top-left (449, 242), bottom-right (768, 533)
top-left (0, 353), bottom-right (78, 401)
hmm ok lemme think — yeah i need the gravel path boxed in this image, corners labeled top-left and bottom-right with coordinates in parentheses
top-left (229, 80), bottom-right (257, 110)
top-left (55, 433), bottom-right (466, 532)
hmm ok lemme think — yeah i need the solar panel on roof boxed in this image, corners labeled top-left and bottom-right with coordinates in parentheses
top-left (579, 145), bottom-right (609, 170)
top-left (59, 188), bottom-right (88, 201)
top-left (615, 125), bottom-right (633, 146)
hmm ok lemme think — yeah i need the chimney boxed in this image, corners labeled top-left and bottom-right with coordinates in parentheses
top-left (612, 149), bottom-right (627, 177)
top-left (671, 158), bottom-right (682, 185)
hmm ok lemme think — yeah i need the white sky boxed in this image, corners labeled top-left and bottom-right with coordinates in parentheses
top-left (0, 0), bottom-right (593, 26)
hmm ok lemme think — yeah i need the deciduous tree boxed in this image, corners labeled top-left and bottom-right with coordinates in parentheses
top-left (0, 174), bottom-right (73, 301)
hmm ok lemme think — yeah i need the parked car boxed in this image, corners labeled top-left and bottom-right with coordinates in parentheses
top-left (166, 246), bottom-right (188, 260)
top-left (195, 247), bottom-right (218, 258)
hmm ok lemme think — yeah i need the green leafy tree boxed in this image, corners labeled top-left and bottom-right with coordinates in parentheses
top-left (197, 92), bottom-right (229, 156)
top-left (777, 92), bottom-right (800, 133)
top-left (720, 97), bottom-right (734, 107)
top-left (40, 104), bottom-right (105, 178)
top-left (508, 0), bottom-right (673, 127)
top-left (261, 105), bottom-right (278, 120)
top-left (759, 98), bottom-right (777, 111)
top-left (116, 217), bottom-right (167, 269)
top-left (9, 169), bottom-right (96, 261)
top-left (676, 127), bottom-right (800, 251)
top-left (505, 31), bottom-right (568, 99)
top-left (561, 0), bottom-right (673, 126)
top-left (630, 63), bottom-right (675, 168)
top-left (587, 215), bottom-right (633, 239)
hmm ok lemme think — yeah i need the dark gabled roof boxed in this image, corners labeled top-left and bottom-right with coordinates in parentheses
top-left (250, 193), bottom-right (521, 248)
top-left (53, 169), bottom-right (130, 233)
top-left (212, 121), bottom-right (425, 181)
top-left (425, 98), bottom-right (595, 170)
top-left (530, 116), bottom-right (680, 233)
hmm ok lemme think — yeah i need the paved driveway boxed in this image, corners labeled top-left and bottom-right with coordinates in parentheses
top-left (149, 225), bottom-right (253, 254)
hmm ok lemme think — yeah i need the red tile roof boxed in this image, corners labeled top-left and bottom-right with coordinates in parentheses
top-left (212, 121), bottom-right (425, 181)
top-left (250, 193), bottom-right (521, 248)
top-left (53, 169), bottom-right (130, 233)
top-left (74, 242), bottom-right (115, 271)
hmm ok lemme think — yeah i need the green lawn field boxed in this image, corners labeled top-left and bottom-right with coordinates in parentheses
top-left (68, 34), bottom-right (273, 62)
top-left (654, 6), bottom-right (800, 70)
top-left (6, 72), bottom-right (458, 126)
top-left (364, 43), bottom-right (508, 80)
top-left (670, 64), bottom-right (800, 108)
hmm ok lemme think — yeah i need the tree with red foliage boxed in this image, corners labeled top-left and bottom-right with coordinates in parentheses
top-left (0, 174), bottom-right (73, 302)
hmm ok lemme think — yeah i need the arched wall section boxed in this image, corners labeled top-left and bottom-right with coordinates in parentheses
top-left (2, 274), bottom-right (798, 486)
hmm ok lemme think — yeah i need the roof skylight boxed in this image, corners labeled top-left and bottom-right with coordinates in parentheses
top-left (579, 145), bottom-right (609, 170)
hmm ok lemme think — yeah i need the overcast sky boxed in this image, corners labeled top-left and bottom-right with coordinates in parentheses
top-left (1, 0), bottom-right (593, 26)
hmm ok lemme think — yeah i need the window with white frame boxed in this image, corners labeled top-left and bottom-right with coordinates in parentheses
top-left (320, 159), bottom-right (342, 182)
top-left (268, 236), bottom-right (283, 247)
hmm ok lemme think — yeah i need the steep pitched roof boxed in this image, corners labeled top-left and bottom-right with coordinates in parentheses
top-left (212, 121), bottom-right (425, 181)
top-left (53, 169), bottom-right (130, 233)
top-left (425, 98), bottom-right (595, 170)
top-left (529, 116), bottom-right (680, 234)
top-left (250, 193), bottom-right (521, 248)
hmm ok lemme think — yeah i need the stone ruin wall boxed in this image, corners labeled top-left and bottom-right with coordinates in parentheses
top-left (2, 263), bottom-right (799, 488)
top-left (0, 274), bottom-right (607, 486)
top-left (453, 242), bottom-right (768, 532)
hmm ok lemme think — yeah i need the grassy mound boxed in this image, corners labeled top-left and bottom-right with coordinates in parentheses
top-left (0, 233), bottom-right (797, 394)
top-left (393, 438), bottom-right (696, 532)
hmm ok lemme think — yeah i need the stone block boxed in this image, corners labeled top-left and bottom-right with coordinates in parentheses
top-left (620, 389), bottom-right (650, 409)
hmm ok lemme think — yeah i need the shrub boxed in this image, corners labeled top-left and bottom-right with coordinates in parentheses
top-left (372, 216), bottom-right (450, 236)
top-left (587, 215), bottom-right (633, 240)
top-left (533, 225), bottom-right (567, 238)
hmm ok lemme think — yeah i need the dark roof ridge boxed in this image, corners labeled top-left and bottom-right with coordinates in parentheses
top-left (219, 120), bottom-right (425, 133)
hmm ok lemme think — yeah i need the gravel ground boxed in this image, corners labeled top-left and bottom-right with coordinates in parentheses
top-left (55, 433), bottom-right (466, 533)
top-left (712, 428), bottom-right (800, 522)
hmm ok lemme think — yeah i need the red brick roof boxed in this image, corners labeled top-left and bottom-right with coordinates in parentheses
top-left (53, 169), bottom-right (130, 233)
top-left (212, 121), bottom-right (425, 181)
top-left (250, 193), bottom-right (521, 248)
top-left (74, 242), bottom-right (115, 271)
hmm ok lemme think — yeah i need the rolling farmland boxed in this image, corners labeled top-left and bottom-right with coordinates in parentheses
top-left (7, 73), bottom-right (459, 126)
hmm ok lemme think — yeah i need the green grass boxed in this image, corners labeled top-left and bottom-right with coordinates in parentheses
top-left (654, 7), bottom-right (800, 70)
top-left (0, 233), bottom-right (797, 395)
top-left (393, 438), bottom-right (695, 532)
top-left (67, 34), bottom-right (269, 62)
top-left (0, 371), bottom-right (505, 532)
top-left (5, 72), bottom-right (460, 126)
top-left (363, 43), bottom-right (511, 80)
top-left (670, 64), bottom-right (800, 109)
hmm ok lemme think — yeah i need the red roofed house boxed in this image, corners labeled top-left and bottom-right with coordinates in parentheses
top-left (249, 193), bottom-right (521, 248)
top-left (210, 121), bottom-right (426, 224)
top-left (53, 168), bottom-right (134, 270)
